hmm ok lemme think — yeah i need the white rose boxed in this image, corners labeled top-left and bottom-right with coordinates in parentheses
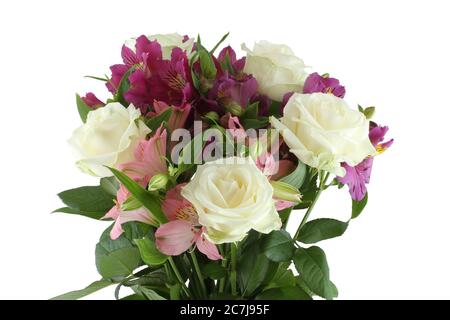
top-left (125, 33), bottom-right (194, 59)
top-left (270, 93), bottom-right (376, 177)
top-left (242, 40), bottom-right (309, 101)
top-left (181, 157), bottom-right (281, 244)
top-left (68, 103), bottom-right (150, 177)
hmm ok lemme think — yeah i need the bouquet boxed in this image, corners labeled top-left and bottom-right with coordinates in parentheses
top-left (53, 33), bottom-right (393, 300)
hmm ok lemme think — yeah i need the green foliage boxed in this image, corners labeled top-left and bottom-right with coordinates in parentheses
top-left (297, 218), bottom-right (348, 244)
top-left (76, 93), bottom-right (91, 123)
top-left (293, 246), bottom-right (337, 300)
top-left (255, 286), bottom-right (311, 300)
top-left (352, 192), bottom-right (368, 219)
top-left (95, 223), bottom-right (149, 281)
top-left (144, 107), bottom-right (172, 132)
top-left (238, 241), bottom-right (270, 297)
top-left (50, 280), bottom-right (112, 300)
top-left (262, 230), bottom-right (295, 262)
top-left (134, 237), bottom-right (168, 266)
top-left (55, 185), bottom-right (115, 220)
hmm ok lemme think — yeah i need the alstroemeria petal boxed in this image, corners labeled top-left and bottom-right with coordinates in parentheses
top-left (155, 220), bottom-right (196, 256)
top-left (196, 233), bottom-right (222, 260)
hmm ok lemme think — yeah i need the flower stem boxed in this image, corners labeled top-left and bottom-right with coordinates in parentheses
top-left (189, 250), bottom-right (208, 299)
top-left (168, 257), bottom-right (190, 297)
top-left (294, 171), bottom-right (330, 240)
top-left (218, 245), bottom-right (228, 293)
top-left (230, 243), bottom-right (238, 296)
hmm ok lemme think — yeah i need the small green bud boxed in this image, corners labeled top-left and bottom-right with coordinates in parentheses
top-left (270, 180), bottom-right (302, 203)
top-left (363, 106), bottom-right (376, 119)
top-left (148, 173), bottom-right (169, 191)
top-left (226, 102), bottom-right (244, 117)
top-left (204, 111), bottom-right (220, 122)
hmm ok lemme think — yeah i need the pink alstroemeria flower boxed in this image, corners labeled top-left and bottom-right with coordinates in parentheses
top-left (155, 184), bottom-right (222, 260)
top-left (104, 185), bottom-right (157, 240)
top-left (119, 126), bottom-right (168, 184)
top-left (149, 100), bottom-right (192, 131)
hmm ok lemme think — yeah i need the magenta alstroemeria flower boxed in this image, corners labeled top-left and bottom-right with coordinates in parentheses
top-left (155, 184), bottom-right (222, 260)
top-left (106, 35), bottom-right (194, 113)
top-left (338, 124), bottom-right (393, 201)
top-left (104, 184), bottom-right (158, 240)
top-left (106, 64), bottom-right (129, 95)
top-left (119, 126), bottom-right (168, 184)
top-left (217, 46), bottom-right (246, 74)
top-left (303, 72), bottom-right (346, 98)
top-left (81, 92), bottom-right (104, 109)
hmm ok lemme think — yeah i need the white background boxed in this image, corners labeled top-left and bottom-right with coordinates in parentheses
top-left (0, 0), bottom-right (449, 300)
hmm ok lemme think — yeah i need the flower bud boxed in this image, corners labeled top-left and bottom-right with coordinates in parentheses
top-left (270, 180), bottom-right (302, 203)
top-left (225, 102), bottom-right (244, 117)
top-left (204, 111), bottom-right (220, 122)
top-left (148, 173), bottom-right (169, 191)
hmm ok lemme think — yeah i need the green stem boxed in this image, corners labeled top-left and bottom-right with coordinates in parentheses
top-left (218, 245), bottom-right (228, 293)
top-left (190, 250), bottom-right (208, 299)
top-left (294, 171), bottom-right (330, 240)
top-left (230, 243), bottom-right (237, 296)
top-left (168, 257), bottom-right (190, 297)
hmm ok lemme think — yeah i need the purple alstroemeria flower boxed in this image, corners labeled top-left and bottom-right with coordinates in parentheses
top-left (338, 124), bottom-right (394, 201)
top-left (81, 92), bottom-right (105, 109)
top-left (206, 73), bottom-right (258, 115)
top-left (196, 46), bottom-right (258, 116)
top-left (303, 72), bottom-right (346, 98)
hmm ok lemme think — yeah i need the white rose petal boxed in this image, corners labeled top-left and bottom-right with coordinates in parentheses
top-left (242, 40), bottom-right (309, 101)
top-left (270, 93), bottom-right (376, 177)
top-left (68, 103), bottom-right (150, 177)
top-left (181, 157), bottom-right (281, 244)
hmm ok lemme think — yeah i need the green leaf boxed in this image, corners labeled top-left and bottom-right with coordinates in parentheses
top-left (100, 177), bottom-right (119, 196)
top-left (108, 167), bottom-right (167, 224)
top-left (56, 186), bottom-right (115, 220)
top-left (95, 224), bottom-right (144, 280)
top-left (243, 102), bottom-right (259, 119)
top-left (255, 286), bottom-right (312, 300)
top-left (281, 161), bottom-right (307, 189)
top-left (241, 117), bottom-right (269, 129)
top-left (265, 266), bottom-right (296, 289)
top-left (134, 237), bottom-right (167, 265)
top-left (144, 107), bottom-right (173, 132)
top-left (52, 207), bottom-right (106, 220)
top-left (297, 218), bottom-right (348, 244)
top-left (203, 263), bottom-right (227, 280)
top-left (132, 286), bottom-right (166, 300)
top-left (84, 75), bottom-right (109, 82)
top-left (352, 192), bottom-right (368, 219)
top-left (76, 94), bottom-right (91, 123)
top-left (199, 46), bottom-right (217, 80)
top-left (238, 242), bottom-right (270, 297)
top-left (293, 246), bottom-right (337, 300)
top-left (50, 280), bottom-right (112, 300)
top-left (114, 68), bottom-right (134, 106)
top-left (210, 32), bottom-right (230, 54)
top-left (262, 230), bottom-right (295, 262)
top-left (97, 247), bottom-right (142, 280)
top-left (120, 294), bottom-right (146, 300)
